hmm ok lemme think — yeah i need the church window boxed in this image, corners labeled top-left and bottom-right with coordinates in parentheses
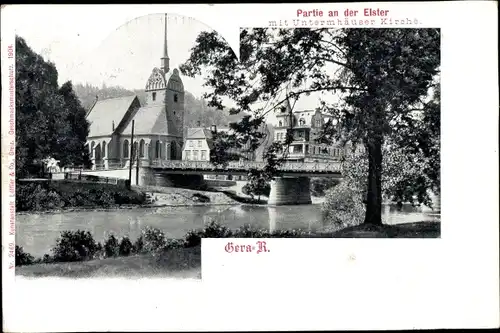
top-left (152, 92), bottom-right (156, 101)
top-left (174, 94), bottom-right (178, 103)
top-left (123, 140), bottom-right (130, 159)
top-left (155, 140), bottom-right (161, 159)
top-left (170, 143), bottom-right (177, 160)
top-left (133, 142), bottom-right (138, 158)
top-left (102, 141), bottom-right (106, 158)
top-left (139, 140), bottom-right (145, 158)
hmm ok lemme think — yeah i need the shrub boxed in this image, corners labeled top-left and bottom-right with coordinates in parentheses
top-left (15, 246), bottom-right (35, 266)
top-left (270, 229), bottom-right (309, 238)
top-left (104, 235), bottom-right (120, 258)
top-left (311, 177), bottom-right (341, 197)
top-left (51, 230), bottom-right (99, 262)
top-left (202, 220), bottom-right (233, 238)
top-left (233, 224), bottom-right (269, 238)
top-left (142, 226), bottom-right (167, 254)
top-left (165, 238), bottom-right (185, 250)
top-left (133, 236), bottom-right (145, 254)
top-left (322, 182), bottom-right (365, 232)
top-left (184, 229), bottom-right (203, 248)
top-left (119, 237), bottom-right (134, 256)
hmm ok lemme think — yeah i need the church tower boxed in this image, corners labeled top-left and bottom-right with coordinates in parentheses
top-left (144, 13), bottom-right (185, 159)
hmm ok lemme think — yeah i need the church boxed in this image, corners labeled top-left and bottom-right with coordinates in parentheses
top-left (85, 14), bottom-right (185, 170)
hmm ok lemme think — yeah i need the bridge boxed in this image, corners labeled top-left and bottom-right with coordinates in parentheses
top-left (62, 159), bottom-right (343, 206)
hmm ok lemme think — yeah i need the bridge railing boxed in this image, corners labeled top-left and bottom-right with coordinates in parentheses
top-left (150, 159), bottom-right (342, 173)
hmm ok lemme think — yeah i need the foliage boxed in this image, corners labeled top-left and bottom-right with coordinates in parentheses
top-left (15, 246), bottom-right (35, 266)
top-left (242, 169), bottom-right (271, 200)
top-left (322, 182), bottom-right (366, 232)
top-left (310, 177), bottom-right (341, 197)
top-left (141, 227), bottom-right (168, 254)
top-left (51, 230), bottom-right (99, 262)
top-left (15, 182), bottom-right (146, 212)
top-left (104, 235), bottom-right (120, 258)
top-left (119, 237), bottom-right (134, 256)
top-left (16, 36), bottom-right (91, 177)
top-left (180, 28), bottom-right (440, 225)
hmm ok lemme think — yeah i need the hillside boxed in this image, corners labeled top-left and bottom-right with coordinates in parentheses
top-left (73, 83), bottom-right (245, 132)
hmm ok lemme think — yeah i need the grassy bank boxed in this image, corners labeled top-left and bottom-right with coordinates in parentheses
top-left (15, 221), bottom-right (439, 278)
top-left (16, 246), bottom-right (201, 279)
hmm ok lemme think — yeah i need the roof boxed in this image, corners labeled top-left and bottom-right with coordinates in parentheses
top-left (121, 104), bottom-right (171, 136)
top-left (186, 127), bottom-right (213, 140)
top-left (86, 95), bottom-right (138, 137)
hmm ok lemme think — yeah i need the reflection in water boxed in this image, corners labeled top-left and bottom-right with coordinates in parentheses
top-left (16, 203), bottom-right (439, 258)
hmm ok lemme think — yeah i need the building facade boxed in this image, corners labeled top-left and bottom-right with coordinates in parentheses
top-left (85, 14), bottom-right (185, 170)
top-left (273, 99), bottom-right (345, 162)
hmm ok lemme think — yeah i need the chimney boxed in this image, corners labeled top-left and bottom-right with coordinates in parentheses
top-left (210, 124), bottom-right (217, 133)
top-left (112, 120), bottom-right (115, 131)
top-left (196, 120), bottom-right (201, 127)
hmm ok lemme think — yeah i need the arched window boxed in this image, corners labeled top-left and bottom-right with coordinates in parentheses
top-left (101, 141), bottom-right (106, 158)
top-left (278, 121), bottom-right (283, 127)
top-left (174, 94), bottom-right (178, 103)
top-left (123, 140), bottom-right (129, 159)
top-left (133, 142), bottom-right (138, 158)
top-left (155, 140), bottom-right (161, 159)
top-left (90, 141), bottom-right (95, 157)
top-left (299, 118), bottom-right (306, 126)
top-left (139, 140), bottom-right (145, 158)
top-left (170, 142), bottom-right (177, 160)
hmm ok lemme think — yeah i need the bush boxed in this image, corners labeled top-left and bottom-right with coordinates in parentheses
top-left (133, 236), bottom-right (145, 254)
top-left (104, 235), bottom-right (120, 258)
top-left (233, 224), bottom-right (269, 238)
top-left (51, 230), bottom-right (99, 262)
top-left (322, 182), bottom-right (365, 232)
top-left (15, 246), bottom-right (35, 266)
top-left (270, 229), bottom-right (309, 238)
top-left (184, 229), bottom-right (203, 248)
top-left (119, 237), bottom-right (134, 256)
top-left (311, 177), bottom-right (341, 197)
top-left (142, 226), bottom-right (168, 254)
top-left (202, 220), bottom-right (233, 238)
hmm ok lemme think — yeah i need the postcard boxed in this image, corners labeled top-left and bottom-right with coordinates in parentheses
top-left (2, 3), bottom-right (498, 332)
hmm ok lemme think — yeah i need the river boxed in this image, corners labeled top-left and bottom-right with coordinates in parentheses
top-left (16, 203), bottom-right (440, 258)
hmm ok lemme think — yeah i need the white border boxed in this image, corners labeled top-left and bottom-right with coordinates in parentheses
top-left (2, 2), bottom-right (499, 331)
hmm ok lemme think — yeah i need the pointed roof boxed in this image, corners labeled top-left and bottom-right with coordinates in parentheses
top-left (186, 127), bottom-right (213, 140)
top-left (86, 95), bottom-right (138, 137)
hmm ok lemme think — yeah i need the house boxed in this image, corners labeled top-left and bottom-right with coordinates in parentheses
top-left (273, 98), bottom-right (345, 162)
top-left (181, 127), bottom-right (213, 161)
top-left (85, 14), bottom-right (185, 170)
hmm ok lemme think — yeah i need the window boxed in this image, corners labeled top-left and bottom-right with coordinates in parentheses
top-left (197, 140), bottom-right (202, 148)
top-left (193, 150), bottom-right (199, 161)
top-left (201, 150), bottom-right (207, 160)
top-left (139, 140), bottom-right (145, 158)
top-left (155, 140), bottom-right (161, 159)
top-left (174, 94), bottom-right (178, 103)
top-left (185, 151), bottom-right (191, 160)
top-left (101, 141), bottom-right (106, 158)
top-left (152, 92), bottom-right (156, 101)
top-left (298, 131), bottom-right (304, 138)
top-left (278, 120), bottom-right (283, 127)
top-left (189, 140), bottom-right (193, 147)
top-left (123, 140), bottom-right (129, 158)
top-left (299, 118), bottom-right (306, 126)
top-left (133, 142), bottom-right (138, 158)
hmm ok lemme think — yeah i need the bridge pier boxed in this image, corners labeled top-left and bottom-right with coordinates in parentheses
top-left (268, 177), bottom-right (312, 205)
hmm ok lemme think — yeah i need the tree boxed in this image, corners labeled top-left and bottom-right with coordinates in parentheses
top-left (180, 28), bottom-right (440, 225)
top-left (15, 36), bottom-right (91, 177)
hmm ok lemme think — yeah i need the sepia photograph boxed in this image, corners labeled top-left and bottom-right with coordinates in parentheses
top-left (13, 13), bottom-right (441, 279)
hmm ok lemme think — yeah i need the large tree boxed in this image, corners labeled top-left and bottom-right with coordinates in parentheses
top-left (15, 36), bottom-right (91, 177)
top-left (180, 28), bottom-right (440, 225)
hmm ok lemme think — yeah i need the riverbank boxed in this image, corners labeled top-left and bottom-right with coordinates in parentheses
top-left (15, 221), bottom-right (439, 278)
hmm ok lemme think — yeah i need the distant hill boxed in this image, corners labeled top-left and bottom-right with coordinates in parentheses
top-left (73, 83), bottom-right (247, 134)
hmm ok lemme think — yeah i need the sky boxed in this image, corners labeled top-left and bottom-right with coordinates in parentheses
top-left (11, 6), bottom-right (337, 123)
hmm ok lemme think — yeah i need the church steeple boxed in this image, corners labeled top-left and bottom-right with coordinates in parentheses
top-left (161, 13), bottom-right (170, 73)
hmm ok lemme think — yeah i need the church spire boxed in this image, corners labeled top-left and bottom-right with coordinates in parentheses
top-left (161, 13), bottom-right (170, 73)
